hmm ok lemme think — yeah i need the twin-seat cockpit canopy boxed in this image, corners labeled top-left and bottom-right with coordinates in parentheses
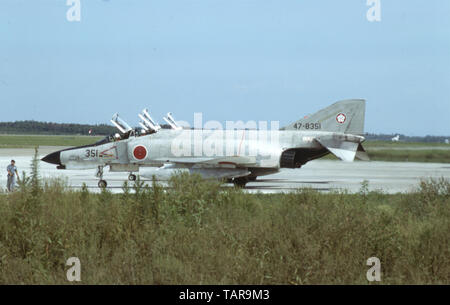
top-left (95, 109), bottom-right (182, 145)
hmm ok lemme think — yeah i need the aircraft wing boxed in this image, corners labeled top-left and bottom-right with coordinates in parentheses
top-left (152, 155), bottom-right (257, 168)
top-left (140, 156), bottom-right (257, 180)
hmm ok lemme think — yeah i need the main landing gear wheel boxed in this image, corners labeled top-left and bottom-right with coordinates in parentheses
top-left (128, 174), bottom-right (137, 181)
top-left (233, 177), bottom-right (248, 188)
top-left (98, 180), bottom-right (107, 188)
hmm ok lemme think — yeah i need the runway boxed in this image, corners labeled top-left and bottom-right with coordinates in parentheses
top-left (1, 147), bottom-right (449, 194)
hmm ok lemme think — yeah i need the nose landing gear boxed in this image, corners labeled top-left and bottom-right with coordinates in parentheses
top-left (94, 166), bottom-right (139, 189)
top-left (96, 166), bottom-right (107, 188)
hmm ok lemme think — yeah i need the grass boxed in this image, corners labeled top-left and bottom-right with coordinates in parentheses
top-left (363, 141), bottom-right (450, 162)
top-left (0, 134), bottom-right (102, 148)
top-left (0, 152), bottom-right (448, 284)
top-left (363, 141), bottom-right (450, 148)
top-left (366, 149), bottom-right (450, 163)
top-left (323, 148), bottom-right (450, 163)
top-left (318, 140), bottom-right (450, 163)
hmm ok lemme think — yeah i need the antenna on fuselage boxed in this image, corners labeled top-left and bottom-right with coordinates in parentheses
top-left (163, 112), bottom-right (182, 130)
top-left (110, 113), bottom-right (132, 134)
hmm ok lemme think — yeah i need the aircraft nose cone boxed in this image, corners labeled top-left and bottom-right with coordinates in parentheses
top-left (41, 151), bottom-right (61, 165)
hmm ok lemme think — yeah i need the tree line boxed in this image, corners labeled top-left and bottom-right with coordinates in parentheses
top-left (364, 133), bottom-right (450, 143)
top-left (0, 120), bottom-right (117, 136)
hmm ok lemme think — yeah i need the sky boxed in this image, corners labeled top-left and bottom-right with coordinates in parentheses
top-left (0, 0), bottom-right (449, 136)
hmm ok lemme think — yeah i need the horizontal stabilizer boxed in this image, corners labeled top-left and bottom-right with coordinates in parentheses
top-left (355, 143), bottom-right (370, 161)
top-left (315, 138), bottom-right (358, 162)
top-left (326, 146), bottom-right (357, 162)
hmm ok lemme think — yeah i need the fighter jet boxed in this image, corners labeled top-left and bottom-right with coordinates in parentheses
top-left (41, 99), bottom-right (369, 188)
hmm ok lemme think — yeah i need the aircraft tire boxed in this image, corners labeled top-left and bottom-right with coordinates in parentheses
top-left (98, 180), bottom-right (107, 188)
top-left (233, 177), bottom-right (248, 188)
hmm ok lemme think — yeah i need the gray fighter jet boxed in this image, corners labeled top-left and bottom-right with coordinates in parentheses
top-left (41, 99), bottom-right (369, 188)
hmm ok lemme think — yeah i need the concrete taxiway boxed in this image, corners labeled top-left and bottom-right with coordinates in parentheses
top-left (1, 147), bottom-right (449, 194)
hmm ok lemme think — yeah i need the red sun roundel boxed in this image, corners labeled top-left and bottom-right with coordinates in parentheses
top-left (133, 145), bottom-right (147, 160)
top-left (336, 113), bottom-right (346, 124)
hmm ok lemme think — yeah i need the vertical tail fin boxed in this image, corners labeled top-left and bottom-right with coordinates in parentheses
top-left (283, 99), bottom-right (366, 135)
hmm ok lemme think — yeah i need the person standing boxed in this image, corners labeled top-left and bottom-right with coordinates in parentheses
top-left (6, 160), bottom-right (19, 192)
